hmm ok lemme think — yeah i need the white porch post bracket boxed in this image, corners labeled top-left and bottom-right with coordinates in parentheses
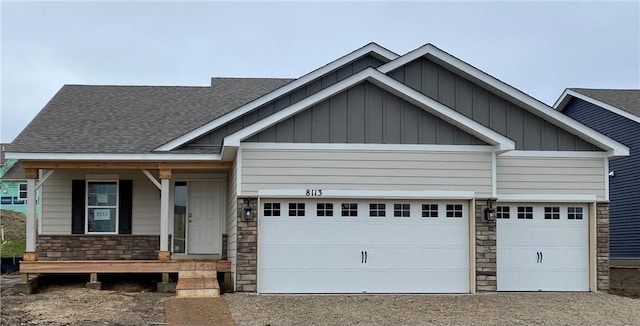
top-left (158, 169), bottom-right (171, 261)
top-left (25, 179), bottom-right (37, 253)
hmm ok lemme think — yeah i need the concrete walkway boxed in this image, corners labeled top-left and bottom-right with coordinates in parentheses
top-left (165, 297), bottom-right (235, 326)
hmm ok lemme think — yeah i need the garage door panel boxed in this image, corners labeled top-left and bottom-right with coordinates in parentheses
top-left (498, 268), bottom-right (542, 291)
top-left (366, 268), bottom-right (469, 293)
top-left (260, 245), bottom-right (362, 268)
top-left (496, 203), bottom-right (589, 292)
top-left (368, 246), bottom-right (468, 268)
top-left (259, 269), bottom-right (364, 293)
top-left (258, 198), bottom-right (470, 293)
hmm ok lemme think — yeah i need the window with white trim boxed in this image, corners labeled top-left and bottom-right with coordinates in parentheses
top-left (87, 181), bottom-right (118, 233)
top-left (317, 203), bottom-right (333, 217)
top-left (517, 206), bottom-right (533, 219)
top-left (496, 206), bottom-right (510, 219)
top-left (19, 183), bottom-right (27, 199)
top-left (369, 203), bottom-right (386, 217)
top-left (264, 203), bottom-right (281, 217)
top-left (421, 204), bottom-right (438, 218)
top-left (341, 203), bottom-right (358, 217)
top-left (394, 203), bottom-right (410, 217)
top-left (446, 204), bottom-right (463, 218)
top-left (288, 203), bottom-right (305, 217)
top-left (544, 206), bottom-right (560, 220)
top-left (568, 207), bottom-right (583, 220)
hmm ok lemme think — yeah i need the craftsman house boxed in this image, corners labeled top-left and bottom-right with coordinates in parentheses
top-left (555, 89), bottom-right (640, 265)
top-left (6, 43), bottom-right (628, 295)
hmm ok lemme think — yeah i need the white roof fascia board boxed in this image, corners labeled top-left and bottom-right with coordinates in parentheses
top-left (223, 68), bottom-right (514, 152)
top-left (240, 142), bottom-right (496, 153)
top-left (554, 89), bottom-right (640, 124)
top-left (258, 189), bottom-right (476, 200)
top-left (379, 44), bottom-right (629, 157)
top-left (154, 43), bottom-right (399, 151)
top-left (497, 194), bottom-right (597, 203)
top-left (5, 153), bottom-right (222, 161)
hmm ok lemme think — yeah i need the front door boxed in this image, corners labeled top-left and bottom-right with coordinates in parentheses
top-left (187, 181), bottom-right (223, 254)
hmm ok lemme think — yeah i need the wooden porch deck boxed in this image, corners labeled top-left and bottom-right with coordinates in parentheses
top-left (20, 260), bottom-right (231, 274)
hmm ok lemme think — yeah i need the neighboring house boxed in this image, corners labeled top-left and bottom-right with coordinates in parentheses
top-left (6, 43), bottom-right (628, 295)
top-left (555, 89), bottom-right (640, 265)
top-left (1, 143), bottom-right (28, 215)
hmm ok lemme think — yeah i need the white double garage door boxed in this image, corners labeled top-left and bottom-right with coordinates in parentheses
top-left (257, 198), bottom-right (589, 293)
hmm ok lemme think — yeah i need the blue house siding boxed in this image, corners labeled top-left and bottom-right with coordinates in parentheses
top-left (563, 97), bottom-right (640, 260)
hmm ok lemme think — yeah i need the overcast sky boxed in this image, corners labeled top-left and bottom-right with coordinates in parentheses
top-left (1, 1), bottom-right (639, 143)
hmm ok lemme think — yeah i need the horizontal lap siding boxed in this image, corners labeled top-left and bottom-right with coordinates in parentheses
top-left (497, 156), bottom-right (605, 199)
top-left (41, 170), bottom-right (160, 235)
top-left (241, 148), bottom-right (492, 197)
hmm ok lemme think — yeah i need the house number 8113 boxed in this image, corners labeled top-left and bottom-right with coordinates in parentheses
top-left (306, 189), bottom-right (323, 196)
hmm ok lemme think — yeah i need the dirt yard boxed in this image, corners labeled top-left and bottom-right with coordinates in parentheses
top-left (1, 274), bottom-right (172, 326)
top-left (1, 268), bottom-right (638, 325)
top-left (0, 209), bottom-right (26, 241)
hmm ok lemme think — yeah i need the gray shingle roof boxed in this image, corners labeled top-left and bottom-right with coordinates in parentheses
top-left (1, 161), bottom-right (25, 180)
top-left (9, 78), bottom-right (294, 154)
top-left (570, 88), bottom-right (640, 118)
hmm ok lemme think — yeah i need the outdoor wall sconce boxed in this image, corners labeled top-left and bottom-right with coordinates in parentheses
top-left (243, 202), bottom-right (253, 221)
top-left (484, 198), bottom-right (496, 221)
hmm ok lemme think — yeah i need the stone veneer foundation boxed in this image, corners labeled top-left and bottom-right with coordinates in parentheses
top-left (234, 198), bottom-right (610, 293)
top-left (37, 235), bottom-right (159, 260)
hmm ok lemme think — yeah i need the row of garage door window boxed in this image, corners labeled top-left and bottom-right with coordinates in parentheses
top-left (263, 203), bottom-right (463, 218)
top-left (263, 203), bottom-right (584, 220)
top-left (497, 206), bottom-right (584, 220)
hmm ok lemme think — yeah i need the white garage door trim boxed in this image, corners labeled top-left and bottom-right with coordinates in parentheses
top-left (258, 189), bottom-right (475, 200)
top-left (257, 194), bottom-right (473, 294)
top-left (496, 202), bottom-right (589, 291)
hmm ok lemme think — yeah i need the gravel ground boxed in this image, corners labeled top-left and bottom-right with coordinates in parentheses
top-left (225, 292), bottom-right (640, 326)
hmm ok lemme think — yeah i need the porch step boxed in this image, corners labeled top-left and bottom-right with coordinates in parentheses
top-left (176, 277), bottom-right (220, 298)
top-left (176, 260), bottom-right (220, 298)
top-left (178, 270), bottom-right (216, 279)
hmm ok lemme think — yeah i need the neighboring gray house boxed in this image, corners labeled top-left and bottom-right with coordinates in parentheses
top-left (6, 43), bottom-right (628, 295)
top-left (555, 89), bottom-right (640, 265)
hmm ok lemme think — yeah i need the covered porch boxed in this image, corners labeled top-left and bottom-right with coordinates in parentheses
top-left (17, 159), bottom-right (233, 295)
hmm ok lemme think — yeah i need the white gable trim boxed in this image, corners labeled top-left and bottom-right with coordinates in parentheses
top-left (5, 152), bottom-right (222, 161)
top-left (554, 89), bottom-right (640, 125)
top-left (222, 68), bottom-right (515, 153)
top-left (154, 43), bottom-right (399, 151)
top-left (378, 44), bottom-right (629, 157)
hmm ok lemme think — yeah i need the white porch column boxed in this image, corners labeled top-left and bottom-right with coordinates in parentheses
top-left (24, 169), bottom-right (38, 261)
top-left (158, 169), bottom-right (171, 261)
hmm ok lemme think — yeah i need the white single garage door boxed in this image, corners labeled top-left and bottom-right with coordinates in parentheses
top-left (497, 203), bottom-right (589, 291)
top-left (258, 198), bottom-right (469, 293)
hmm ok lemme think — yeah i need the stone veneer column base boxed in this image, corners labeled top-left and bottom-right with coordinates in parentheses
top-left (596, 202), bottom-right (610, 292)
top-left (475, 199), bottom-right (497, 292)
top-left (236, 198), bottom-right (258, 292)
